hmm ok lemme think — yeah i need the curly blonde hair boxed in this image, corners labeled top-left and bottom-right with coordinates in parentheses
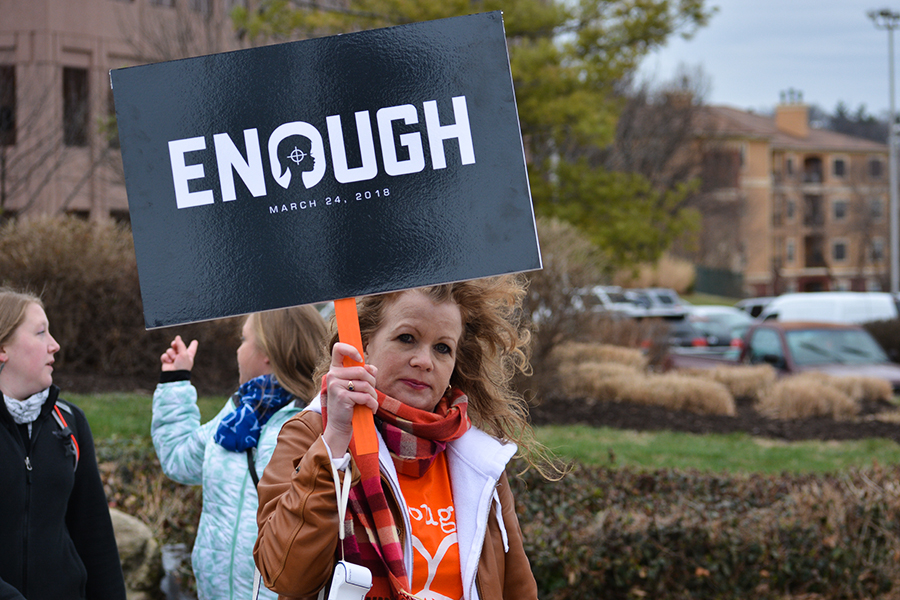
top-left (317, 275), bottom-right (557, 473)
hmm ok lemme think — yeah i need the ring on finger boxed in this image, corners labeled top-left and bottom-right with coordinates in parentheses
top-left (347, 381), bottom-right (355, 392)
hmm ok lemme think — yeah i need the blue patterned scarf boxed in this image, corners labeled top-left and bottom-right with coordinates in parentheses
top-left (214, 374), bottom-right (295, 452)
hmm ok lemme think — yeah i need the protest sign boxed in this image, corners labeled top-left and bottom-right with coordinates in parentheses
top-left (111, 11), bottom-right (541, 328)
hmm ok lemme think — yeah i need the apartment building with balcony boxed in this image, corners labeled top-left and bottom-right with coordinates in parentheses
top-left (0, 0), bottom-right (248, 221)
top-left (696, 99), bottom-right (890, 296)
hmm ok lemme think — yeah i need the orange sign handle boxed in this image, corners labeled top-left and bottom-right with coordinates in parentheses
top-left (334, 297), bottom-right (378, 455)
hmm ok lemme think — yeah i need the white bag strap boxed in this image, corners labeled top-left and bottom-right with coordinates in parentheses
top-left (330, 454), bottom-right (353, 561)
top-left (251, 566), bottom-right (262, 600)
top-left (252, 447), bottom-right (354, 600)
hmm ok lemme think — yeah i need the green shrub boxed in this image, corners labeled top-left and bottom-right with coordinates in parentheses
top-left (0, 216), bottom-right (240, 394)
top-left (509, 463), bottom-right (900, 599)
top-left (97, 438), bottom-right (900, 600)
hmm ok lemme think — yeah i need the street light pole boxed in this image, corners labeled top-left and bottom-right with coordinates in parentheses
top-left (870, 8), bottom-right (900, 294)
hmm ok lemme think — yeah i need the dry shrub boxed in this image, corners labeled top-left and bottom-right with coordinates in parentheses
top-left (0, 216), bottom-right (242, 394)
top-left (592, 316), bottom-right (667, 349)
top-left (757, 373), bottom-right (859, 421)
top-left (680, 364), bottom-right (778, 402)
top-left (551, 341), bottom-right (648, 370)
top-left (522, 217), bottom-right (607, 398)
top-left (612, 252), bottom-right (696, 293)
top-left (617, 372), bottom-right (736, 416)
top-left (825, 374), bottom-right (893, 403)
top-left (557, 361), bottom-right (639, 401)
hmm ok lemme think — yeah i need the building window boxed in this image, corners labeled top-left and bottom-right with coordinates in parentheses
top-left (803, 156), bottom-right (823, 183)
top-left (832, 199), bottom-right (847, 222)
top-left (150, 0), bottom-right (176, 6)
top-left (0, 65), bottom-right (15, 146)
top-left (870, 158), bottom-right (884, 179)
top-left (833, 158), bottom-right (846, 178)
top-left (805, 235), bottom-right (826, 267)
top-left (803, 195), bottom-right (825, 226)
top-left (871, 238), bottom-right (885, 263)
top-left (63, 67), bottom-right (89, 147)
top-left (785, 157), bottom-right (794, 177)
top-left (786, 239), bottom-right (795, 264)
top-left (106, 90), bottom-right (119, 148)
top-left (110, 209), bottom-right (131, 224)
top-left (190, 0), bottom-right (211, 13)
top-left (870, 197), bottom-right (885, 220)
top-left (832, 240), bottom-right (847, 262)
top-left (0, 208), bottom-right (17, 225)
top-left (786, 199), bottom-right (795, 220)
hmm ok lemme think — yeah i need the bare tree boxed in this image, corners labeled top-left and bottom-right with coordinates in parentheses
top-left (611, 67), bottom-right (747, 275)
top-left (845, 156), bottom-right (890, 289)
top-left (116, 0), bottom-right (246, 64)
top-left (87, 2), bottom-right (252, 205)
top-left (0, 64), bottom-right (90, 216)
top-left (608, 65), bottom-right (712, 201)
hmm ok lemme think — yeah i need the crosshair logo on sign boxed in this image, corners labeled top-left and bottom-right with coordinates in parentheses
top-left (288, 146), bottom-right (307, 164)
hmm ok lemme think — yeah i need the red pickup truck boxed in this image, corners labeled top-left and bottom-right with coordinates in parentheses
top-left (665, 321), bottom-right (900, 392)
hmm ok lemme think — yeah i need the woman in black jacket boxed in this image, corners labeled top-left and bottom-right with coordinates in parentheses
top-left (0, 288), bottom-right (126, 600)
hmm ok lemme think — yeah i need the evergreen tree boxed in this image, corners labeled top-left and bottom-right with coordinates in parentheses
top-left (234, 0), bottom-right (714, 267)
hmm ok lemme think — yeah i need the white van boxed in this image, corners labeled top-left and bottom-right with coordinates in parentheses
top-left (758, 292), bottom-right (900, 324)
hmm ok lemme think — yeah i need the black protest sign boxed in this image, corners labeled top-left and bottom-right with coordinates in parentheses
top-left (111, 11), bottom-right (541, 328)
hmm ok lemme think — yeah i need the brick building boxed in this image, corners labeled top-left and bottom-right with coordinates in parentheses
top-left (695, 99), bottom-right (890, 296)
top-left (0, 0), bottom-right (247, 221)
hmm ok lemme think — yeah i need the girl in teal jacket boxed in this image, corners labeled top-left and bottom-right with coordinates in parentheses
top-left (152, 305), bottom-right (326, 600)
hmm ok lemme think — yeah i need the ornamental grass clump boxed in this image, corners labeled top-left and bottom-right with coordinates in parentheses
top-left (695, 364), bottom-right (777, 402)
top-left (557, 361), bottom-right (639, 401)
top-left (825, 374), bottom-right (893, 403)
top-left (617, 372), bottom-right (736, 416)
top-left (757, 373), bottom-right (859, 421)
top-left (551, 341), bottom-right (648, 370)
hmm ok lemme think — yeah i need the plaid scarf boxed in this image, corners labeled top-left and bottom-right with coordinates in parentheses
top-left (321, 379), bottom-right (470, 600)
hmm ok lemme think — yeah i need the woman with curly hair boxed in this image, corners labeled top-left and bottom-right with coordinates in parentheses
top-left (255, 276), bottom-right (549, 600)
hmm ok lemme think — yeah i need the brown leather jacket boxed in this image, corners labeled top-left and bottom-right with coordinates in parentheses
top-left (254, 408), bottom-right (539, 600)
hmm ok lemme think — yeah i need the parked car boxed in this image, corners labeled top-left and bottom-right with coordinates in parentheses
top-left (666, 320), bottom-right (900, 391)
top-left (667, 317), bottom-right (733, 348)
top-left (572, 285), bottom-right (647, 318)
top-left (758, 291), bottom-right (900, 324)
top-left (688, 305), bottom-right (754, 347)
top-left (625, 287), bottom-right (690, 319)
top-left (735, 296), bottom-right (774, 319)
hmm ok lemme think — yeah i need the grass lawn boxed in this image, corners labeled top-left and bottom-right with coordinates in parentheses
top-left (535, 424), bottom-right (900, 474)
top-left (65, 391), bottom-right (226, 441)
top-left (67, 391), bottom-right (900, 474)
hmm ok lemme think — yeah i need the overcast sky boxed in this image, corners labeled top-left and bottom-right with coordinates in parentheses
top-left (637, 0), bottom-right (897, 117)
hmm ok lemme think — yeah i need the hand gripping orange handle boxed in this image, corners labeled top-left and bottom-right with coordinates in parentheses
top-left (334, 298), bottom-right (378, 455)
